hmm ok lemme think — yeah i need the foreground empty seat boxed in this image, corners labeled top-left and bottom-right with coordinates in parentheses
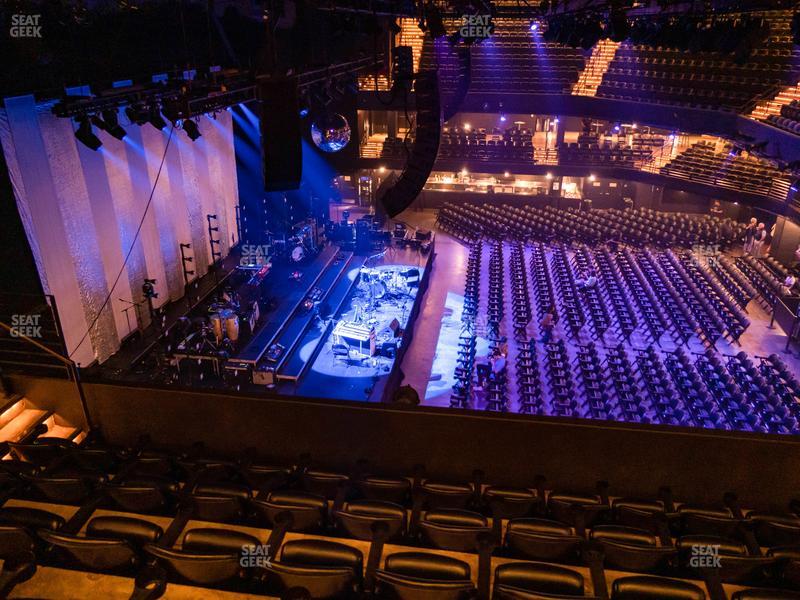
top-left (264, 539), bottom-right (363, 599)
top-left (420, 480), bottom-right (475, 510)
top-left (0, 507), bottom-right (65, 560)
top-left (678, 535), bottom-right (774, 584)
top-left (590, 525), bottom-right (676, 573)
top-left (374, 551), bottom-right (474, 600)
top-left (38, 516), bottom-right (162, 572)
top-left (302, 469), bottom-right (350, 500)
top-left (748, 513), bottom-right (800, 548)
top-left (483, 486), bottom-right (541, 520)
top-left (21, 471), bottom-right (103, 504)
top-left (419, 509), bottom-right (490, 552)
top-left (190, 483), bottom-right (250, 522)
top-left (9, 439), bottom-right (76, 466)
top-left (505, 518), bottom-right (584, 564)
top-left (106, 477), bottom-right (179, 513)
top-left (145, 528), bottom-right (260, 586)
top-left (335, 500), bottom-right (406, 541)
top-left (611, 575), bottom-right (705, 600)
top-left (251, 490), bottom-right (327, 531)
top-left (354, 475), bottom-right (411, 506)
top-left (493, 561), bottom-right (591, 599)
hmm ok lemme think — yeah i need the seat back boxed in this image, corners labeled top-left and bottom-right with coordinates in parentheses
top-left (419, 509), bottom-right (490, 552)
top-left (591, 525), bottom-right (675, 572)
top-left (144, 544), bottom-right (245, 585)
top-left (38, 530), bottom-right (137, 571)
top-left (375, 551), bottom-right (474, 600)
top-left (252, 491), bottom-right (327, 532)
top-left (356, 476), bottom-right (411, 505)
top-left (265, 539), bottom-right (363, 599)
top-left (505, 519), bottom-right (583, 563)
top-left (191, 483), bottom-right (250, 522)
top-left (0, 507), bottom-right (65, 559)
top-left (335, 500), bottom-right (406, 541)
top-left (22, 473), bottom-right (100, 504)
top-left (494, 561), bottom-right (585, 597)
top-left (106, 479), bottom-right (174, 513)
top-left (611, 575), bottom-right (705, 600)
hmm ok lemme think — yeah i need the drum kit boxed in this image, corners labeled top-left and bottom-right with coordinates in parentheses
top-left (358, 268), bottom-right (412, 301)
top-left (269, 221), bottom-right (318, 265)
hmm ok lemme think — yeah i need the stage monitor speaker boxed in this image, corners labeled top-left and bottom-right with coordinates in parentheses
top-left (258, 77), bottom-right (302, 191)
top-left (378, 72), bottom-right (440, 218)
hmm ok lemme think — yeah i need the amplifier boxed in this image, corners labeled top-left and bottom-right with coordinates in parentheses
top-left (253, 367), bottom-right (275, 386)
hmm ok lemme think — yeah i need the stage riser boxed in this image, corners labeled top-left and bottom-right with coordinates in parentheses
top-left (10, 375), bottom-right (799, 512)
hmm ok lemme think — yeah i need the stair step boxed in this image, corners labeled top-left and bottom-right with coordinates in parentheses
top-left (0, 408), bottom-right (52, 443)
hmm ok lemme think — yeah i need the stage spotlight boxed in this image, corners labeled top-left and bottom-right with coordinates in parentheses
top-left (545, 172), bottom-right (553, 179)
top-left (530, 20), bottom-right (539, 32)
top-left (125, 104), bottom-right (148, 126)
top-left (500, 113), bottom-right (507, 122)
top-left (147, 105), bottom-right (167, 130)
top-left (299, 108), bottom-right (309, 118)
top-left (74, 116), bottom-right (102, 151)
top-left (182, 119), bottom-right (201, 141)
top-left (100, 109), bottom-right (127, 140)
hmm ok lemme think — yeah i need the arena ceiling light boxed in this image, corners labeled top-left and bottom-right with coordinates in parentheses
top-left (74, 116), bottom-right (102, 151)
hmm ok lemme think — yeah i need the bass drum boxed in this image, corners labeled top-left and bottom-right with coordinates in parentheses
top-left (290, 244), bottom-right (306, 263)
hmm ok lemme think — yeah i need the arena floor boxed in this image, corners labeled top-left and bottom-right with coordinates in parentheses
top-left (398, 209), bottom-right (800, 425)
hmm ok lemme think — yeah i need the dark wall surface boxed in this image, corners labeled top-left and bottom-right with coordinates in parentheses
top-left (73, 380), bottom-right (800, 511)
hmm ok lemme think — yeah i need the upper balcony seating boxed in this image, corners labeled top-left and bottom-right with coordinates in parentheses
top-left (596, 12), bottom-right (800, 112)
top-left (660, 141), bottom-right (793, 201)
top-left (766, 100), bottom-right (800, 136)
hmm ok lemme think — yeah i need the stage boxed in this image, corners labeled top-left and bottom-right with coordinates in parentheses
top-left (85, 235), bottom-right (433, 404)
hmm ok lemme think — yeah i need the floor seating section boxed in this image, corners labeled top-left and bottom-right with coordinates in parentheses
top-left (438, 202), bottom-right (744, 248)
top-left (596, 12), bottom-right (800, 111)
top-left (2, 435), bottom-right (800, 599)
top-left (659, 141), bottom-right (793, 201)
top-left (437, 203), bottom-right (799, 433)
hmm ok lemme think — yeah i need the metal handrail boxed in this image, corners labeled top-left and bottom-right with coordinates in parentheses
top-left (0, 321), bottom-right (93, 431)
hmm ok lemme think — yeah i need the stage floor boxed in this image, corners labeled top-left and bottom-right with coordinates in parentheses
top-left (292, 254), bottom-right (425, 402)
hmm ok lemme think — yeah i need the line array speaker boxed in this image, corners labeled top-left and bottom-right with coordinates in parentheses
top-left (258, 76), bottom-right (302, 191)
top-left (378, 71), bottom-right (441, 218)
top-left (442, 45), bottom-right (471, 122)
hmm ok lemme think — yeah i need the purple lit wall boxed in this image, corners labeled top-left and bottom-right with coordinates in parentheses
top-left (0, 96), bottom-right (239, 366)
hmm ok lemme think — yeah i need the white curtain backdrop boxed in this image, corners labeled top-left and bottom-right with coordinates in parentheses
top-left (0, 95), bottom-right (239, 366)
